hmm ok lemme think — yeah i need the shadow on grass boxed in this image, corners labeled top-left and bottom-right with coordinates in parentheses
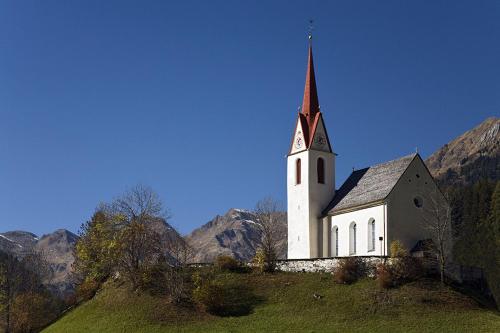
top-left (213, 281), bottom-right (264, 317)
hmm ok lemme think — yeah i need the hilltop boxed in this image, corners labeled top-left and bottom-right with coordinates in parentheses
top-left (44, 272), bottom-right (500, 333)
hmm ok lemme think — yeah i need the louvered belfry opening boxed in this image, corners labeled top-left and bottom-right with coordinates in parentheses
top-left (296, 158), bottom-right (302, 185)
top-left (317, 158), bottom-right (325, 184)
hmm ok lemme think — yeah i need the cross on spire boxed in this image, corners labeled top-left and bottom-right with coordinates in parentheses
top-left (308, 19), bottom-right (314, 41)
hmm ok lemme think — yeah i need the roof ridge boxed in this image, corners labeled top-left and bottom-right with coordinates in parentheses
top-left (356, 153), bottom-right (417, 171)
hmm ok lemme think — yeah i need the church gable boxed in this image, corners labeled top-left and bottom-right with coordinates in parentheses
top-left (289, 114), bottom-right (308, 155)
top-left (386, 154), bottom-right (445, 206)
top-left (310, 113), bottom-right (332, 153)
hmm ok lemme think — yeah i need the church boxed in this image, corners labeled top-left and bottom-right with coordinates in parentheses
top-left (287, 40), bottom-right (448, 259)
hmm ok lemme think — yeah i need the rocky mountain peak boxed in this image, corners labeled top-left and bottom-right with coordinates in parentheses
top-left (426, 117), bottom-right (499, 185)
top-left (186, 208), bottom-right (286, 263)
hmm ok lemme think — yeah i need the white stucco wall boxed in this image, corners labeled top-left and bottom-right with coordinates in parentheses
top-left (287, 150), bottom-right (311, 259)
top-left (386, 156), bottom-right (450, 257)
top-left (330, 204), bottom-right (387, 257)
top-left (287, 149), bottom-right (335, 259)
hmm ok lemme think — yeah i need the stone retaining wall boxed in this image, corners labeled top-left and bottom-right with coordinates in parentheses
top-left (276, 257), bottom-right (385, 273)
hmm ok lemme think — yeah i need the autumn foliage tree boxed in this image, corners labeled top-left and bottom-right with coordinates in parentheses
top-left (0, 250), bottom-right (59, 333)
top-left (73, 185), bottom-right (190, 298)
top-left (73, 210), bottom-right (121, 286)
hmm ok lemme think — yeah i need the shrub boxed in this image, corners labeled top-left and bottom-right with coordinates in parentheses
top-left (192, 279), bottom-right (257, 316)
top-left (376, 262), bottom-right (394, 289)
top-left (390, 240), bottom-right (408, 258)
top-left (76, 278), bottom-right (100, 302)
top-left (333, 257), bottom-right (364, 284)
top-left (387, 240), bottom-right (423, 286)
top-left (215, 255), bottom-right (241, 272)
top-left (193, 280), bottom-right (226, 314)
top-left (10, 292), bottom-right (59, 333)
top-left (251, 247), bottom-right (279, 273)
top-left (139, 263), bottom-right (189, 303)
top-left (392, 256), bottom-right (423, 283)
top-left (251, 249), bottom-right (267, 273)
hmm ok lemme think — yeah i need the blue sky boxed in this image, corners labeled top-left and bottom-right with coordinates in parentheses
top-left (1, 1), bottom-right (498, 236)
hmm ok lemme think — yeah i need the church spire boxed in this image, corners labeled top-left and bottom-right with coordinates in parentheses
top-left (301, 42), bottom-right (320, 123)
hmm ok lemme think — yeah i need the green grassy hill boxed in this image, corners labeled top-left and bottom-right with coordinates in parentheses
top-left (44, 272), bottom-right (499, 333)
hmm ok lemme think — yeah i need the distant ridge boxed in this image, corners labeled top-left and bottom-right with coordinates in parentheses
top-left (426, 117), bottom-right (499, 185)
top-left (186, 208), bottom-right (287, 263)
top-left (0, 229), bottom-right (78, 295)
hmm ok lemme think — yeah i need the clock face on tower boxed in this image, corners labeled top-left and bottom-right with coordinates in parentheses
top-left (315, 135), bottom-right (326, 146)
top-left (295, 136), bottom-right (303, 149)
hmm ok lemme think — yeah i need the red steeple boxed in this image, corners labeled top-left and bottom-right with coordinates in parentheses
top-left (301, 44), bottom-right (320, 124)
top-left (289, 38), bottom-right (332, 155)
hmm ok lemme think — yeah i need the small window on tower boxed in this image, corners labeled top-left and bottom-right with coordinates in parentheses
top-left (317, 158), bottom-right (325, 184)
top-left (296, 158), bottom-right (301, 185)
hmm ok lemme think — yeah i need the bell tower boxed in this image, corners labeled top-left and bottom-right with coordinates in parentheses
top-left (287, 38), bottom-right (335, 259)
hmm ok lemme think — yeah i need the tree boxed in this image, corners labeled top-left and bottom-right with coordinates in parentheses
top-left (72, 210), bottom-right (121, 285)
top-left (0, 252), bottom-right (21, 333)
top-left (74, 185), bottom-right (189, 297)
top-left (421, 187), bottom-right (452, 284)
top-left (10, 292), bottom-right (59, 333)
top-left (0, 250), bottom-right (55, 333)
top-left (253, 197), bottom-right (285, 273)
top-left (110, 185), bottom-right (171, 289)
top-left (110, 184), bottom-right (169, 226)
top-left (116, 221), bottom-right (163, 289)
top-left (482, 182), bottom-right (500, 307)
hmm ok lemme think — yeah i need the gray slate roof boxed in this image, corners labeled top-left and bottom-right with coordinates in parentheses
top-left (323, 153), bottom-right (417, 215)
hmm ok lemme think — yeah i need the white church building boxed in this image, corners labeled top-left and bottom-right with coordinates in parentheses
top-left (287, 41), bottom-right (447, 259)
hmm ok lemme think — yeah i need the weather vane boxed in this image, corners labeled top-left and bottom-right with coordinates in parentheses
top-left (308, 19), bottom-right (314, 41)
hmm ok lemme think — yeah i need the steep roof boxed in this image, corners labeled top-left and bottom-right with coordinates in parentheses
top-left (288, 42), bottom-right (333, 154)
top-left (323, 153), bottom-right (418, 215)
top-left (301, 45), bottom-right (320, 125)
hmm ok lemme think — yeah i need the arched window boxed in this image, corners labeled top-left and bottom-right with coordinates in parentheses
top-left (331, 226), bottom-right (338, 256)
top-left (349, 222), bottom-right (357, 255)
top-left (368, 218), bottom-right (375, 252)
top-left (296, 159), bottom-right (301, 185)
top-left (317, 158), bottom-right (325, 184)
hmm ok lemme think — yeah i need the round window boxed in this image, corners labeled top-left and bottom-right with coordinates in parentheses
top-left (413, 196), bottom-right (423, 208)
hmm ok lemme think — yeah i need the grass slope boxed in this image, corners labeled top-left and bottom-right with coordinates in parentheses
top-left (45, 272), bottom-right (500, 333)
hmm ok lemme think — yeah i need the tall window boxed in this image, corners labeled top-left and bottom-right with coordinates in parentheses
top-left (350, 222), bottom-right (357, 255)
top-left (335, 227), bottom-right (339, 256)
top-left (331, 226), bottom-right (338, 256)
top-left (317, 158), bottom-right (325, 184)
top-left (296, 159), bottom-right (301, 184)
top-left (368, 219), bottom-right (376, 252)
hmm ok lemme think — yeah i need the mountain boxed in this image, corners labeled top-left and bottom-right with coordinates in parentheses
top-left (186, 208), bottom-right (287, 263)
top-left (0, 219), bottom-right (183, 296)
top-left (0, 231), bottom-right (38, 256)
top-left (35, 229), bottom-right (79, 295)
top-left (426, 117), bottom-right (499, 185)
top-left (0, 229), bottom-right (79, 296)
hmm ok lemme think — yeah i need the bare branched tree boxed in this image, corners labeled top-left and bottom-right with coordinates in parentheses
top-left (117, 221), bottom-right (163, 289)
top-left (254, 197), bottom-right (284, 272)
top-left (159, 231), bottom-right (194, 302)
top-left (110, 184), bottom-right (171, 225)
top-left (19, 249), bottom-right (52, 293)
top-left (164, 233), bottom-right (194, 267)
top-left (421, 187), bottom-right (452, 284)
